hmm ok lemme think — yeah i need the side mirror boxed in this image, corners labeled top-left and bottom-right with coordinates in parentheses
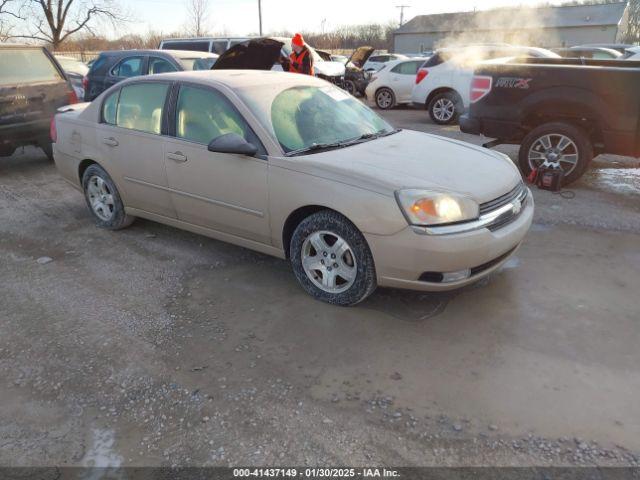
top-left (207, 133), bottom-right (258, 156)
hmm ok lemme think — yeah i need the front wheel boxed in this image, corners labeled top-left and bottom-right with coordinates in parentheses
top-left (82, 164), bottom-right (135, 230)
top-left (519, 122), bottom-right (593, 185)
top-left (428, 92), bottom-right (461, 125)
top-left (344, 79), bottom-right (357, 96)
top-left (290, 211), bottom-right (377, 306)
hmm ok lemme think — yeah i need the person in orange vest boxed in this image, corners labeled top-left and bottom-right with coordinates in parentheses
top-left (289, 33), bottom-right (314, 76)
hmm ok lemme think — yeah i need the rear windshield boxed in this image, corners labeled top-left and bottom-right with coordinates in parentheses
top-left (0, 49), bottom-right (63, 86)
top-left (162, 41), bottom-right (210, 52)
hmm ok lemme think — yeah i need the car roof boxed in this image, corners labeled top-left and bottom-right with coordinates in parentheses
top-left (100, 49), bottom-right (216, 58)
top-left (120, 69), bottom-right (326, 90)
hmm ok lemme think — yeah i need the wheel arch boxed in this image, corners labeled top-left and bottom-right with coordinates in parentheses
top-left (425, 87), bottom-right (460, 108)
top-left (282, 205), bottom-right (357, 259)
top-left (78, 158), bottom-right (99, 183)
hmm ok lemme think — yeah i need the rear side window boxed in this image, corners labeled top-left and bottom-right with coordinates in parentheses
top-left (0, 49), bottom-right (62, 86)
top-left (111, 57), bottom-right (144, 78)
top-left (212, 41), bottom-right (228, 54)
top-left (116, 83), bottom-right (169, 134)
top-left (148, 57), bottom-right (177, 74)
top-left (422, 53), bottom-right (444, 68)
top-left (391, 60), bottom-right (423, 74)
top-left (102, 90), bottom-right (119, 125)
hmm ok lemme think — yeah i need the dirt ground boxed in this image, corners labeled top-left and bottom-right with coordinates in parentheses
top-left (1, 107), bottom-right (639, 468)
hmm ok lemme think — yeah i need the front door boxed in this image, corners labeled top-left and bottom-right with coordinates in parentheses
top-left (163, 84), bottom-right (270, 244)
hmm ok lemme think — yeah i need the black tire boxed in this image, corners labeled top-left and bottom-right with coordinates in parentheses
top-left (519, 122), bottom-right (593, 186)
top-left (81, 164), bottom-right (135, 230)
top-left (290, 210), bottom-right (377, 306)
top-left (375, 88), bottom-right (395, 110)
top-left (344, 79), bottom-right (357, 96)
top-left (40, 142), bottom-right (54, 161)
top-left (428, 91), bottom-right (461, 125)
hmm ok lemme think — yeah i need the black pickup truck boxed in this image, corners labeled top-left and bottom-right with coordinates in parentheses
top-left (460, 57), bottom-right (640, 184)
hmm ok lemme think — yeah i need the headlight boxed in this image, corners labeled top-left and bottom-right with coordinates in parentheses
top-left (395, 189), bottom-right (479, 226)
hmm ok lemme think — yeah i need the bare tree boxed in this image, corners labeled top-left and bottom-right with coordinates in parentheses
top-left (0, 0), bottom-right (22, 40)
top-left (624, 0), bottom-right (640, 43)
top-left (185, 0), bottom-right (209, 37)
top-left (14, 0), bottom-right (128, 49)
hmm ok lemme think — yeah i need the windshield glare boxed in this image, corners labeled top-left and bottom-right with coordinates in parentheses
top-left (269, 86), bottom-right (393, 153)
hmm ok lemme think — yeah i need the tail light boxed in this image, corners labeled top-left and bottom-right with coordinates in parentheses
top-left (50, 115), bottom-right (57, 143)
top-left (470, 75), bottom-right (493, 103)
top-left (67, 89), bottom-right (79, 105)
top-left (82, 75), bottom-right (89, 91)
top-left (416, 69), bottom-right (429, 84)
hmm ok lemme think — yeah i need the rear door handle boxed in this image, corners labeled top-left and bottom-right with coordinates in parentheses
top-left (167, 151), bottom-right (187, 163)
top-left (102, 137), bottom-right (119, 147)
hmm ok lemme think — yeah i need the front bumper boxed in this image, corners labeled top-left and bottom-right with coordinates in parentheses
top-left (365, 190), bottom-right (534, 292)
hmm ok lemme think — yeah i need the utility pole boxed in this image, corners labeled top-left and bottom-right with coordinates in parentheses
top-left (396, 5), bottom-right (410, 26)
top-left (258, 0), bottom-right (263, 36)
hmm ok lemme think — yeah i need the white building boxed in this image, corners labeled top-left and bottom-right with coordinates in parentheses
top-left (393, 2), bottom-right (629, 53)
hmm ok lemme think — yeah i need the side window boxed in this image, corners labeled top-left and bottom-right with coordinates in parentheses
top-left (369, 56), bottom-right (382, 63)
top-left (148, 57), bottom-right (178, 74)
top-left (392, 60), bottom-right (422, 75)
top-left (116, 83), bottom-right (169, 134)
top-left (212, 41), bottom-right (228, 54)
top-left (111, 57), bottom-right (144, 78)
top-left (102, 89), bottom-right (119, 124)
top-left (175, 85), bottom-right (263, 152)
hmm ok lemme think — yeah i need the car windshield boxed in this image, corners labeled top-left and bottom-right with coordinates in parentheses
top-left (181, 57), bottom-right (217, 70)
top-left (242, 85), bottom-right (394, 154)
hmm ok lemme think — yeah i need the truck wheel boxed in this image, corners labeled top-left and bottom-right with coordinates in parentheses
top-left (428, 91), bottom-right (461, 125)
top-left (82, 164), bottom-right (135, 230)
top-left (519, 122), bottom-right (593, 185)
top-left (290, 210), bottom-right (377, 306)
top-left (375, 88), bottom-right (395, 109)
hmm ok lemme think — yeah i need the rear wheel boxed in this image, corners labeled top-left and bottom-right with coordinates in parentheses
top-left (290, 210), bottom-right (377, 306)
top-left (375, 88), bottom-right (395, 110)
top-left (519, 122), bottom-right (593, 185)
top-left (428, 91), bottom-right (461, 125)
top-left (82, 164), bottom-right (135, 230)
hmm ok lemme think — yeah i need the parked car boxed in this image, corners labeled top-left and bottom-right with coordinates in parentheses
top-left (411, 45), bottom-right (559, 125)
top-left (54, 55), bottom-right (89, 100)
top-left (52, 70), bottom-right (532, 305)
top-left (330, 54), bottom-right (349, 64)
top-left (552, 47), bottom-right (622, 59)
top-left (211, 37), bottom-right (346, 87)
top-left (159, 37), bottom-right (250, 54)
top-left (83, 49), bottom-right (218, 101)
top-left (365, 58), bottom-right (428, 109)
top-left (363, 53), bottom-right (408, 72)
top-left (460, 56), bottom-right (640, 185)
top-left (576, 43), bottom-right (634, 54)
top-left (342, 46), bottom-right (375, 96)
top-left (1, 44), bottom-right (77, 161)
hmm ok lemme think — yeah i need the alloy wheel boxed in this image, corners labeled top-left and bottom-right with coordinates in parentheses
top-left (376, 90), bottom-right (393, 109)
top-left (528, 133), bottom-right (579, 176)
top-left (432, 98), bottom-right (455, 122)
top-left (301, 231), bottom-right (357, 294)
top-left (86, 175), bottom-right (115, 221)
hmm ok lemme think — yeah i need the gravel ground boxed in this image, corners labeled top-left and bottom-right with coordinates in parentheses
top-left (0, 107), bottom-right (639, 467)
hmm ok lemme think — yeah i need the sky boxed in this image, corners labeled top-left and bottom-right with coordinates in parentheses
top-left (125, 0), bottom-right (566, 37)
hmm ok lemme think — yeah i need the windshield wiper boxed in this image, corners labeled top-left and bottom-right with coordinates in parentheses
top-left (284, 129), bottom-right (402, 157)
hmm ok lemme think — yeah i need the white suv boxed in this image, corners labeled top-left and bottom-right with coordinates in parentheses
top-left (411, 46), bottom-right (559, 125)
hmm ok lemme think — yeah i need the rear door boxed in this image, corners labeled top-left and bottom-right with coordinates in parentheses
top-left (96, 81), bottom-right (176, 218)
top-left (162, 83), bottom-right (270, 243)
top-left (0, 47), bottom-right (71, 140)
top-left (389, 60), bottom-right (424, 103)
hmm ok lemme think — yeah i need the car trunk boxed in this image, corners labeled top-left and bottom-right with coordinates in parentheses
top-left (211, 38), bottom-right (283, 70)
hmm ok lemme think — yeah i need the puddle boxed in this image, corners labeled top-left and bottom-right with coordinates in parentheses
top-left (81, 428), bottom-right (124, 479)
top-left (361, 288), bottom-right (452, 322)
top-left (585, 168), bottom-right (640, 195)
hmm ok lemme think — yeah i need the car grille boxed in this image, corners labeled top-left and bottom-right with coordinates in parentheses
top-left (479, 181), bottom-right (529, 232)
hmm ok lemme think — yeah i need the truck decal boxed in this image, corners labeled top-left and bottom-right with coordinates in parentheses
top-left (495, 77), bottom-right (532, 89)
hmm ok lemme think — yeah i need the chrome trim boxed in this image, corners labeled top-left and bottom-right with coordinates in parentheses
top-left (412, 187), bottom-right (530, 236)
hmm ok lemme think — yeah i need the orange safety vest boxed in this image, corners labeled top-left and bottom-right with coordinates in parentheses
top-left (289, 48), bottom-right (314, 76)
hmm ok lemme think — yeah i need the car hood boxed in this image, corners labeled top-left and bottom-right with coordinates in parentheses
top-left (212, 38), bottom-right (283, 70)
top-left (347, 46), bottom-right (375, 69)
top-left (314, 61), bottom-right (346, 77)
top-left (280, 130), bottom-right (522, 203)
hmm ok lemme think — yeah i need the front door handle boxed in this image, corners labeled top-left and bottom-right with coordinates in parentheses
top-left (102, 137), bottom-right (119, 147)
top-left (167, 151), bottom-right (187, 163)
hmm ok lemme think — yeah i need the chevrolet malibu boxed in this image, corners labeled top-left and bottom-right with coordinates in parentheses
top-left (52, 70), bottom-right (533, 306)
